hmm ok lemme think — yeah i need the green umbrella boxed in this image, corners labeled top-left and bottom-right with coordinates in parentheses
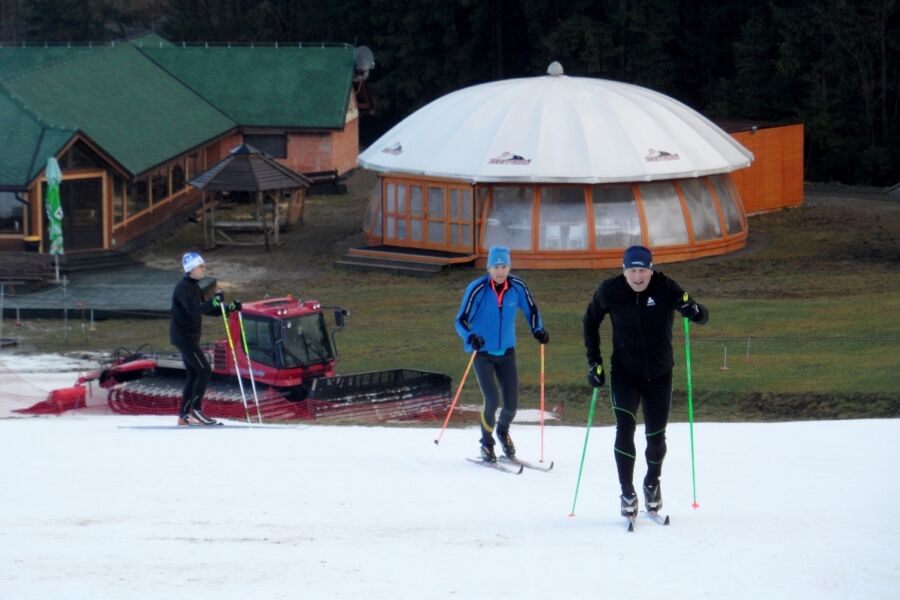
top-left (45, 157), bottom-right (63, 280)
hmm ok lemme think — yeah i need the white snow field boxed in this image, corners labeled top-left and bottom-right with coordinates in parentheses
top-left (1, 413), bottom-right (897, 599)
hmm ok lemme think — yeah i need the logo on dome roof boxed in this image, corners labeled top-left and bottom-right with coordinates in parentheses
top-left (645, 148), bottom-right (680, 162)
top-left (489, 152), bottom-right (532, 165)
top-left (382, 143), bottom-right (403, 155)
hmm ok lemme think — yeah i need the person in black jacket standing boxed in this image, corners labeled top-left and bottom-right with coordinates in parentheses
top-left (170, 252), bottom-right (239, 426)
top-left (583, 245), bottom-right (708, 517)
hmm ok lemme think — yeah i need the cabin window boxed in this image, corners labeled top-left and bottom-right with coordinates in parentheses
top-left (484, 186), bottom-right (533, 250)
top-left (59, 143), bottom-right (104, 170)
top-left (592, 185), bottom-right (642, 249)
top-left (363, 178), bottom-right (383, 238)
top-left (112, 176), bottom-right (125, 225)
top-left (539, 187), bottom-right (587, 250)
top-left (171, 163), bottom-right (186, 192)
top-left (244, 134), bottom-right (287, 159)
top-left (639, 182), bottom-right (689, 246)
top-left (150, 167), bottom-right (169, 204)
top-left (186, 153), bottom-right (200, 182)
top-left (679, 179), bottom-right (722, 241)
top-left (127, 176), bottom-right (149, 217)
top-left (710, 175), bottom-right (744, 235)
top-left (409, 185), bottom-right (423, 241)
top-left (0, 192), bottom-right (24, 234)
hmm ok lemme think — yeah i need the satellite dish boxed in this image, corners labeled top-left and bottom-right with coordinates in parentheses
top-left (354, 46), bottom-right (375, 72)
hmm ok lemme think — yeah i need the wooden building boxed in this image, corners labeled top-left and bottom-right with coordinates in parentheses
top-left (724, 122), bottom-right (805, 214)
top-left (0, 36), bottom-right (367, 255)
top-left (355, 65), bottom-right (792, 270)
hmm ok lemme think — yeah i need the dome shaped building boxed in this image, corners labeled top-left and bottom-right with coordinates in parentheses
top-left (356, 63), bottom-right (753, 269)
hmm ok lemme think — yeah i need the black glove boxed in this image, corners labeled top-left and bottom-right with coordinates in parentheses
top-left (467, 333), bottom-right (485, 351)
top-left (213, 290), bottom-right (225, 308)
top-left (679, 293), bottom-right (708, 324)
top-left (228, 300), bottom-right (242, 313)
top-left (692, 303), bottom-right (709, 324)
top-left (587, 362), bottom-right (605, 387)
top-left (533, 329), bottom-right (550, 344)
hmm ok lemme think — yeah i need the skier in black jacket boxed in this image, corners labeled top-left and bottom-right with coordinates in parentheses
top-left (583, 245), bottom-right (708, 518)
top-left (170, 252), bottom-right (239, 426)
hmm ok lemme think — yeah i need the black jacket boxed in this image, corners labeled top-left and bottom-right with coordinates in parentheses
top-left (583, 271), bottom-right (708, 379)
top-left (170, 275), bottom-right (219, 348)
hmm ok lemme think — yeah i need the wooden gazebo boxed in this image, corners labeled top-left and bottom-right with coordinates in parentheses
top-left (190, 144), bottom-right (311, 250)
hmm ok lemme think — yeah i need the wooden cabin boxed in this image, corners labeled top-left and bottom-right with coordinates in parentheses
top-left (0, 37), bottom-right (368, 255)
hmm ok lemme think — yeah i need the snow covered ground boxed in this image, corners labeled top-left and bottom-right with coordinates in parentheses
top-left (1, 412), bottom-right (897, 599)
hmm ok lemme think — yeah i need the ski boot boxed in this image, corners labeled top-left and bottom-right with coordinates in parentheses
top-left (620, 492), bottom-right (638, 518)
top-left (480, 444), bottom-right (497, 463)
top-left (643, 481), bottom-right (663, 513)
top-left (177, 413), bottom-right (201, 426)
top-left (190, 408), bottom-right (220, 426)
top-left (498, 432), bottom-right (516, 459)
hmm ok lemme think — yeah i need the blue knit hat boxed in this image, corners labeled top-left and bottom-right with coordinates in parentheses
top-left (622, 245), bottom-right (653, 270)
top-left (182, 252), bottom-right (205, 273)
top-left (487, 246), bottom-right (511, 267)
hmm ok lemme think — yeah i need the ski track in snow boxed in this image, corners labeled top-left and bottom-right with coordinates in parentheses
top-left (1, 414), bottom-right (897, 599)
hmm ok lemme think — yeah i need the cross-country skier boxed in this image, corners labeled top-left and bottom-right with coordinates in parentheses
top-left (170, 252), bottom-right (240, 426)
top-left (582, 245), bottom-right (708, 517)
top-left (454, 246), bottom-right (549, 463)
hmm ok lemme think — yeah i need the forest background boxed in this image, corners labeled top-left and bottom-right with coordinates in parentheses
top-left (0, 0), bottom-right (897, 187)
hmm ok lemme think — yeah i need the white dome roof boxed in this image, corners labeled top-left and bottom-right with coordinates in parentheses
top-left (358, 69), bottom-right (753, 184)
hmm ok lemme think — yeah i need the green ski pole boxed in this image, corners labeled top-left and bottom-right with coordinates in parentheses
top-left (684, 317), bottom-right (699, 509)
top-left (568, 387), bottom-right (599, 517)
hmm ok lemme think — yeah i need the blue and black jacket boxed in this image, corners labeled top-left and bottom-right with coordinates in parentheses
top-left (454, 274), bottom-right (543, 353)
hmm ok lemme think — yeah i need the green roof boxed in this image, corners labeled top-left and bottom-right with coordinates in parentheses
top-left (0, 46), bottom-right (98, 80)
top-left (3, 44), bottom-right (235, 176)
top-left (0, 41), bottom-right (357, 188)
top-left (0, 87), bottom-right (74, 190)
top-left (140, 46), bottom-right (354, 128)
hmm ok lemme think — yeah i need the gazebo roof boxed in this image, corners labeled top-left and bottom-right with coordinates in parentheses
top-left (359, 63), bottom-right (753, 184)
top-left (189, 143), bottom-right (311, 191)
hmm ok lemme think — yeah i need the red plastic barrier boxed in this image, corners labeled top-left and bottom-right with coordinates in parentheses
top-left (13, 386), bottom-right (87, 415)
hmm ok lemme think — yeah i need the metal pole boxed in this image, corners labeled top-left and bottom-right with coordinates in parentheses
top-left (63, 276), bottom-right (68, 344)
top-left (433, 351), bottom-right (477, 445)
top-left (236, 311), bottom-right (263, 423)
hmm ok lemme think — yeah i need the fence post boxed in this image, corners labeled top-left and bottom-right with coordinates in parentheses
top-left (720, 342), bottom-right (729, 371)
top-left (63, 276), bottom-right (69, 344)
top-left (0, 283), bottom-right (4, 351)
top-left (745, 336), bottom-right (751, 361)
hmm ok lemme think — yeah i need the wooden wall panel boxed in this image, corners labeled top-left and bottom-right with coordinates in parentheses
top-left (730, 124), bottom-right (804, 214)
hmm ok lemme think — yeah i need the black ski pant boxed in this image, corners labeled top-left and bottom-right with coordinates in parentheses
top-left (609, 365), bottom-right (673, 495)
top-left (473, 348), bottom-right (518, 447)
top-left (177, 343), bottom-right (211, 416)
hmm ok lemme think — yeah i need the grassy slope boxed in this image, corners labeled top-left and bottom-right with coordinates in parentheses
top-left (15, 176), bottom-right (900, 423)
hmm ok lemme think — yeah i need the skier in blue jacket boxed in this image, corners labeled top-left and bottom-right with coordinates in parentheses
top-left (454, 246), bottom-right (549, 462)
